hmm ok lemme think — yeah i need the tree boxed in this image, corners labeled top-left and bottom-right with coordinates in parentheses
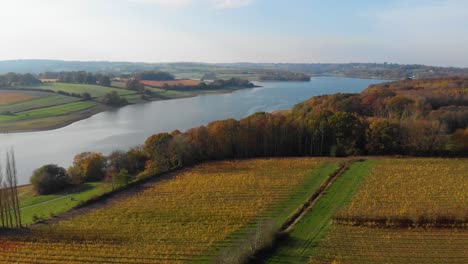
top-left (144, 133), bottom-right (174, 174)
top-left (112, 169), bottom-right (130, 190)
top-left (30, 164), bottom-right (70, 195)
top-left (101, 91), bottom-right (128, 107)
top-left (68, 152), bottom-right (106, 183)
top-left (447, 128), bottom-right (468, 155)
top-left (98, 75), bottom-right (111, 87)
top-left (366, 120), bottom-right (402, 154)
top-left (126, 146), bottom-right (148, 174)
top-left (135, 71), bottom-right (175, 81)
top-left (82, 92), bottom-right (92, 101)
top-left (0, 149), bottom-right (22, 228)
top-left (126, 78), bottom-right (144, 92)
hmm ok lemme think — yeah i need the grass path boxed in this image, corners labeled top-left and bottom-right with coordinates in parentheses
top-left (266, 159), bottom-right (377, 263)
top-left (18, 182), bottom-right (111, 225)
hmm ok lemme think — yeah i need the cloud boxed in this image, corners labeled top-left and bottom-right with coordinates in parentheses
top-left (129, 0), bottom-right (253, 9)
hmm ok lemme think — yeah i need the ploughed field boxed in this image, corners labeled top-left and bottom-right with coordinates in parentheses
top-left (0, 158), bottom-right (337, 263)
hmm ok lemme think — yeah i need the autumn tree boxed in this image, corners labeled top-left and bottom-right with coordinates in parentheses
top-left (68, 152), bottom-right (106, 183)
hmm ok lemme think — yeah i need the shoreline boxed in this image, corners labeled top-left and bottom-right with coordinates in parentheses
top-left (0, 85), bottom-right (261, 134)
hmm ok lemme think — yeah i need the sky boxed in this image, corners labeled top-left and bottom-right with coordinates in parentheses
top-left (0, 0), bottom-right (467, 67)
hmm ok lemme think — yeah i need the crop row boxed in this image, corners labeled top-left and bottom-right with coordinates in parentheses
top-left (0, 158), bottom-right (325, 263)
top-left (309, 224), bottom-right (468, 264)
top-left (336, 158), bottom-right (467, 226)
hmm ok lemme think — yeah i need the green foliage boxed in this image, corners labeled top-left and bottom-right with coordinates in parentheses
top-left (366, 120), bottom-right (402, 154)
top-left (0, 72), bottom-right (41, 87)
top-left (0, 101), bottom-right (96, 123)
top-left (112, 169), bottom-right (130, 189)
top-left (125, 78), bottom-right (144, 91)
top-left (101, 91), bottom-right (128, 107)
top-left (30, 164), bottom-right (70, 195)
top-left (135, 71), bottom-right (175, 81)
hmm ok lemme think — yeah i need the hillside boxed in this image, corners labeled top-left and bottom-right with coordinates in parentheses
top-left (1, 60), bottom-right (467, 80)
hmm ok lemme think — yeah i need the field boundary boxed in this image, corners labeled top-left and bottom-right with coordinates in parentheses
top-left (246, 159), bottom-right (354, 263)
top-left (281, 160), bottom-right (351, 232)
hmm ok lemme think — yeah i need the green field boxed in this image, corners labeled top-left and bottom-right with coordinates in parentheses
top-left (40, 83), bottom-right (136, 98)
top-left (18, 183), bottom-right (111, 225)
top-left (0, 101), bottom-right (97, 123)
top-left (0, 92), bottom-right (79, 113)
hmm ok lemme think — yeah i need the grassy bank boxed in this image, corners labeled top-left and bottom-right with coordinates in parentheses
top-left (266, 159), bottom-right (376, 263)
top-left (18, 183), bottom-right (111, 226)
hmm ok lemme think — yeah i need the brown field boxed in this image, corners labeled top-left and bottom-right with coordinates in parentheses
top-left (140, 79), bottom-right (200, 87)
top-left (0, 92), bottom-right (36, 104)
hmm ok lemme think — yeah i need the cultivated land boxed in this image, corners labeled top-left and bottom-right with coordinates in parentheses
top-left (0, 158), bottom-right (337, 263)
top-left (265, 158), bottom-right (467, 264)
top-left (0, 158), bottom-right (466, 263)
top-left (0, 80), bottom-right (259, 132)
top-left (39, 83), bottom-right (136, 98)
top-left (266, 160), bottom-right (376, 263)
top-left (0, 91), bottom-right (79, 114)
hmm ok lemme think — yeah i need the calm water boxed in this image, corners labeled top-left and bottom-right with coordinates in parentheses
top-left (0, 77), bottom-right (386, 184)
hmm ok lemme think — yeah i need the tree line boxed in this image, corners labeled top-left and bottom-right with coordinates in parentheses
top-left (40, 72), bottom-right (112, 86)
top-left (0, 73), bottom-right (41, 87)
top-left (30, 77), bottom-right (467, 196)
top-left (0, 149), bottom-right (21, 229)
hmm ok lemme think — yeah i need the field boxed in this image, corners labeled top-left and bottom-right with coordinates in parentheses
top-left (265, 158), bottom-right (468, 264)
top-left (0, 91), bottom-right (79, 113)
top-left (140, 79), bottom-right (200, 87)
top-left (309, 225), bottom-right (467, 264)
top-left (40, 83), bottom-right (136, 98)
top-left (0, 92), bottom-right (35, 104)
top-left (267, 160), bottom-right (376, 263)
top-left (0, 101), bottom-right (97, 123)
top-left (0, 158), bottom-right (336, 263)
top-left (17, 183), bottom-right (111, 226)
top-left (336, 158), bottom-right (467, 226)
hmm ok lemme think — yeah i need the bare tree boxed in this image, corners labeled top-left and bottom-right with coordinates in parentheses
top-left (0, 149), bottom-right (21, 229)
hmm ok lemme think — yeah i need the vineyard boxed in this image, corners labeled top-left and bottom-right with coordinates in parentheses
top-left (0, 158), bottom-right (334, 263)
top-left (336, 158), bottom-right (468, 226)
top-left (304, 158), bottom-right (468, 264)
top-left (310, 225), bottom-right (468, 264)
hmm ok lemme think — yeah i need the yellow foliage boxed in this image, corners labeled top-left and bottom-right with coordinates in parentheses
top-left (0, 158), bottom-right (323, 263)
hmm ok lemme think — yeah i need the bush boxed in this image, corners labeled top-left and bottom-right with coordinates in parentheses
top-left (30, 164), bottom-right (70, 194)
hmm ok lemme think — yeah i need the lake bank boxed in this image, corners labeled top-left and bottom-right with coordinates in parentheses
top-left (0, 77), bottom-right (386, 185)
top-left (0, 85), bottom-right (260, 133)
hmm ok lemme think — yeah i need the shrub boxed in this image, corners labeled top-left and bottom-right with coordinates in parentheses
top-left (30, 164), bottom-right (70, 194)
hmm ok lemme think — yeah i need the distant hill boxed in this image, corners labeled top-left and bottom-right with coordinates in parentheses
top-left (220, 62), bottom-right (468, 80)
top-left (0, 60), bottom-right (467, 80)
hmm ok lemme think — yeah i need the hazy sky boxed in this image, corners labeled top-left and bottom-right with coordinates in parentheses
top-left (1, 0), bottom-right (467, 66)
